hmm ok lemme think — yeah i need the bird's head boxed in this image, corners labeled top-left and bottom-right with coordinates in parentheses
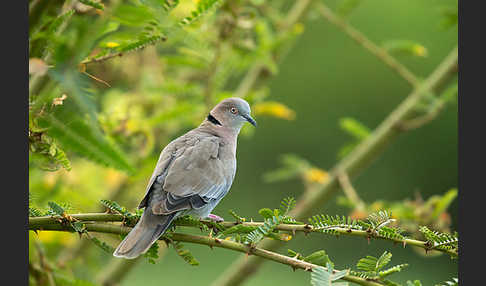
top-left (207, 97), bottom-right (257, 131)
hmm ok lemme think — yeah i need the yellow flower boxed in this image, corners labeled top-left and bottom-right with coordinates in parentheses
top-left (253, 102), bottom-right (296, 120)
top-left (105, 42), bottom-right (120, 48)
top-left (304, 168), bottom-right (329, 184)
top-left (412, 44), bottom-right (427, 57)
top-left (280, 233), bottom-right (292, 241)
top-left (105, 169), bottom-right (126, 189)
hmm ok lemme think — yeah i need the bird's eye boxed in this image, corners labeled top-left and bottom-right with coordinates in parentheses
top-left (230, 107), bottom-right (238, 114)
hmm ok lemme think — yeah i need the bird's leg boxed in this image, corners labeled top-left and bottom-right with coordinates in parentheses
top-left (207, 214), bottom-right (224, 222)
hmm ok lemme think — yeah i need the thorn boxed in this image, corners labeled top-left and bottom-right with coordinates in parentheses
top-left (403, 241), bottom-right (407, 248)
top-left (367, 236), bottom-right (371, 244)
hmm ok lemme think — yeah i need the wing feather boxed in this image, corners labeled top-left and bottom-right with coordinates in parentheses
top-left (139, 132), bottom-right (232, 216)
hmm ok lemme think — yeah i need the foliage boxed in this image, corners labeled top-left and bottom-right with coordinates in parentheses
top-left (288, 249), bottom-right (334, 268)
top-left (311, 262), bottom-right (349, 286)
top-left (351, 251), bottom-right (409, 285)
top-left (419, 226), bottom-right (458, 253)
top-left (172, 241), bottom-right (200, 266)
top-left (338, 117), bottom-right (371, 158)
top-left (338, 188), bottom-right (457, 245)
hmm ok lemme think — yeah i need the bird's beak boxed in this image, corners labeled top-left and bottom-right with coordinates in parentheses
top-left (243, 114), bottom-right (257, 127)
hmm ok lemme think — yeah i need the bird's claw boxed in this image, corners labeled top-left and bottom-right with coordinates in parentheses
top-left (207, 214), bottom-right (224, 222)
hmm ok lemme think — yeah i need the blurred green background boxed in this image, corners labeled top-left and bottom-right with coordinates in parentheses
top-left (29, 0), bottom-right (457, 285)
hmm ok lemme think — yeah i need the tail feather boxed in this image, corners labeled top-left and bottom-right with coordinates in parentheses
top-left (113, 211), bottom-right (176, 259)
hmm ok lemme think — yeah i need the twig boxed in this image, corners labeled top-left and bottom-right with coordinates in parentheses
top-left (316, 2), bottom-right (420, 88)
top-left (80, 35), bottom-right (168, 65)
top-left (96, 256), bottom-right (144, 286)
top-left (337, 171), bottom-right (366, 211)
top-left (34, 240), bottom-right (57, 286)
top-left (28, 213), bottom-right (457, 256)
top-left (30, 223), bottom-right (384, 286)
top-left (212, 47), bottom-right (458, 286)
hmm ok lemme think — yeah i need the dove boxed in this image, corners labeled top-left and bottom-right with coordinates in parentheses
top-left (113, 97), bottom-right (257, 259)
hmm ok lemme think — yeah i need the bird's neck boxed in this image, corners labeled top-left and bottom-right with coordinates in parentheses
top-left (199, 119), bottom-right (240, 152)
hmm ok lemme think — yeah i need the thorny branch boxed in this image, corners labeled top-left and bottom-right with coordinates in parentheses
top-left (30, 221), bottom-right (387, 286)
top-left (29, 213), bottom-right (457, 257)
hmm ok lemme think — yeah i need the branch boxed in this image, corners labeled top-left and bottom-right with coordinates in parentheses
top-left (28, 213), bottom-right (457, 256)
top-left (316, 2), bottom-right (419, 88)
top-left (337, 171), bottom-right (366, 211)
top-left (29, 222), bottom-right (384, 286)
top-left (212, 46), bottom-right (458, 286)
top-left (79, 35), bottom-right (168, 65)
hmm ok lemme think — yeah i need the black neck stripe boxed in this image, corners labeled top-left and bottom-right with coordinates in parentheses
top-left (207, 113), bottom-right (222, 126)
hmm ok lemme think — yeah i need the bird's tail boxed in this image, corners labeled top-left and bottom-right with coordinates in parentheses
top-left (113, 210), bottom-right (176, 259)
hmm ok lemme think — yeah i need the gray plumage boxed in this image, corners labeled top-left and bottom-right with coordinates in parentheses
top-left (113, 97), bottom-right (256, 259)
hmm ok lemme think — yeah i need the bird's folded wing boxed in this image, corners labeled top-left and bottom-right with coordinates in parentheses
top-left (139, 135), bottom-right (230, 215)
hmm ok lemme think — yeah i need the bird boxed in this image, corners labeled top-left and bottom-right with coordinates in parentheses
top-left (113, 97), bottom-right (257, 259)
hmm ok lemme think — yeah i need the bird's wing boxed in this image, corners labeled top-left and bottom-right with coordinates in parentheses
top-left (139, 133), bottom-right (232, 215)
top-left (137, 139), bottom-right (178, 209)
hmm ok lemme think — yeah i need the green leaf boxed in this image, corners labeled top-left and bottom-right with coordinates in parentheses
top-left (419, 226), bottom-right (458, 254)
top-left (90, 236), bottom-right (115, 254)
top-left (375, 251), bottom-right (392, 271)
top-left (431, 189), bottom-right (457, 219)
top-left (173, 242), bottom-right (199, 266)
top-left (379, 264), bottom-right (408, 277)
top-left (356, 255), bottom-right (379, 272)
top-left (179, 0), bottom-right (224, 26)
top-left (368, 210), bottom-right (395, 231)
top-left (435, 277), bottom-right (458, 286)
top-left (140, 0), bottom-right (180, 12)
top-left (339, 117), bottom-right (370, 140)
top-left (72, 221), bottom-right (87, 233)
top-left (144, 241), bottom-right (160, 264)
top-left (258, 208), bottom-right (274, 219)
top-left (228, 209), bottom-right (246, 222)
top-left (311, 263), bottom-right (349, 286)
top-left (29, 207), bottom-right (44, 217)
top-left (304, 250), bottom-right (333, 268)
top-left (280, 197), bottom-right (297, 215)
top-left (48, 201), bottom-right (65, 216)
top-left (336, 0), bottom-right (365, 18)
top-left (263, 154), bottom-right (311, 183)
top-left (38, 108), bottom-right (135, 174)
top-left (382, 40), bottom-right (428, 58)
top-left (112, 4), bottom-right (155, 27)
top-left (438, 4), bottom-right (458, 29)
top-left (407, 280), bottom-right (423, 286)
top-left (244, 215), bottom-right (282, 245)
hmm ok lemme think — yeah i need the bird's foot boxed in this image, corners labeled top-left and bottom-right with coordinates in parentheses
top-left (207, 214), bottom-right (224, 222)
